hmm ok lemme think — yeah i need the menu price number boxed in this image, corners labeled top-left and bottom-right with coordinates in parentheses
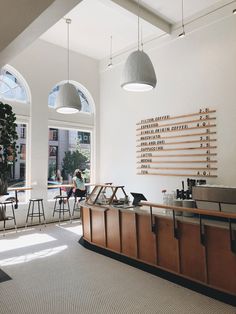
top-left (196, 121), bottom-right (210, 127)
top-left (200, 136), bottom-right (210, 141)
top-left (199, 115), bottom-right (209, 120)
top-left (197, 171), bottom-right (211, 176)
top-left (141, 170), bottom-right (148, 175)
top-left (199, 108), bottom-right (210, 113)
top-left (200, 143), bottom-right (210, 148)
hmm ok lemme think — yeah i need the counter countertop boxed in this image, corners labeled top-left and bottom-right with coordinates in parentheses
top-left (82, 201), bottom-right (236, 230)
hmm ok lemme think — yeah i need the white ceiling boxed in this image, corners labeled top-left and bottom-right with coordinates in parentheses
top-left (40, 0), bottom-right (230, 60)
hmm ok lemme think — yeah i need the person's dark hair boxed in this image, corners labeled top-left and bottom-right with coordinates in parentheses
top-left (75, 170), bottom-right (82, 180)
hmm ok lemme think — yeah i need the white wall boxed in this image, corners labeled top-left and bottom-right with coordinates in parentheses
top-left (5, 39), bottom-right (99, 227)
top-left (99, 15), bottom-right (236, 202)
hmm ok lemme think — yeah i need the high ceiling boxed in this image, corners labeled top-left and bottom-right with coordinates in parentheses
top-left (40, 0), bottom-right (230, 60)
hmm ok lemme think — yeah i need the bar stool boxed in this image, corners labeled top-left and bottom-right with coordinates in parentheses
top-left (72, 196), bottom-right (85, 218)
top-left (0, 200), bottom-right (17, 234)
top-left (53, 195), bottom-right (71, 223)
top-left (26, 198), bottom-right (46, 229)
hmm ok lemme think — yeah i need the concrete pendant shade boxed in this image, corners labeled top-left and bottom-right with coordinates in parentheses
top-left (121, 50), bottom-right (157, 92)
top-left (55, 82), bottom-right (81, 114)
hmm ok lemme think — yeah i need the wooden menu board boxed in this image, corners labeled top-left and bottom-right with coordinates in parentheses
top-left (136, 108), bottom-right (217, 177)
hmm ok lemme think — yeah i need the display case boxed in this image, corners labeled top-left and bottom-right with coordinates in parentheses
top-left (86, 184), bottom-right (128, 206)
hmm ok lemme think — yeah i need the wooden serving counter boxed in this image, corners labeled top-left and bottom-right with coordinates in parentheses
top-left (80, 197), bottom-right (236, 300)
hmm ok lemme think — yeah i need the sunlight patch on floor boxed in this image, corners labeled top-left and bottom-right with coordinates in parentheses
top-left (0, 233), bottom-right (56, 253)
top-left (57, 223), bottom-right (83, 236)
top-left (0, 245), bottom-right (68, 266)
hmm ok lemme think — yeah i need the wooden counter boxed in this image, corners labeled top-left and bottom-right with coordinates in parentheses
top-left (80, 202), bottom-right (236, 299)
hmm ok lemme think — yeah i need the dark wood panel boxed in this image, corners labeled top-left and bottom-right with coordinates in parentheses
top-left (106, 209), bottom-right (121, 252)
top-left (121, 211), bottom-right (137, 258)
top-left (179, 222), bottom-right (206, 282)
top-left (206, 226), bottom-right (236, 294)
top-left (157, 217), bottom-right (179, 272)
top-left (91, 210), bottom-right (106, 247)
top-left (82, 207), bottom-right (91, 242)
top-left (137, 214), bottom-right (156, 264)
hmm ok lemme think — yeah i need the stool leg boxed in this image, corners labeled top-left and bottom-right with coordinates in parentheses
top-left (3, 204), bottom-right (6, 236)
top-left (38, 200), bottom-right (41, 230)
top-left (62, 200), bottom-right (65, 220)
top-left (72, 197), bottom-right (76, 217)
top-left (26, 200), bottom-right (32, 226)
top-left (59, 199), bottom-right (62, 224)
top-left (53, 198), bottom-right (57, 217)
top-left (31, 201), bottom-right (35, 225)
top-left (11, 202), bottom-right (17, 232)
top-left (41, 200), bottom-right (46, 227)
top-left (68, 201), bottom-right (72, 223)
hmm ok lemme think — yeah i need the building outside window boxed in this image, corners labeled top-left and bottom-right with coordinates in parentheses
top-left (20, 124), bottom-right (26, 139)
top-left (20, 144), bottom-right (26, 160)
top-left (49, 128), bottom-right (58, 141)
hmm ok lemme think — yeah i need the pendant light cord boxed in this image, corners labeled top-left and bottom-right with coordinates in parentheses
top-left (138, 0), bottom-right (140, 50)
top-left (66, 18), bottom-right (71, 83)
top-left (181, 0), bottom-right (185, 33)
top-left (110, 35), bottom-right (113, 63)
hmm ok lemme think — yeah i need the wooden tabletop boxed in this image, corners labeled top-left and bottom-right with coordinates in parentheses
top-left (8, 187), bottom-right (32, 192)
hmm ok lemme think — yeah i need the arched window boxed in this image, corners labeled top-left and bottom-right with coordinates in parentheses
top-left (0, 67), bottom-right (29, 103)
top-left (48, 81), bottom-right (93, 113)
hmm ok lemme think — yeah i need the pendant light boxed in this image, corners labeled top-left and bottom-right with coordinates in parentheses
top-left (121, 0), bottom-right (157, 92)
top-left (55, 18), bottom-right (81, 114)
top-left (108, 36), bottom-right (113, 68)
top-left (179, 0), bottom-right (185, 38)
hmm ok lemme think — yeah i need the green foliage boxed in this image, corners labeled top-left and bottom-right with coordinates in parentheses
top-left (0, 102), bottom-right (18, 182)
top-left (61, 150), bottom-right (88, 179)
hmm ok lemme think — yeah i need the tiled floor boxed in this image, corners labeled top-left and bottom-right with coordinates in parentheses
top-left (0, 221), bottom-right (235, 314)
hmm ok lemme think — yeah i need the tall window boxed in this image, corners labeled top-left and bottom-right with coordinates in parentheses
top-left (0, 68), bottom-right (28, 102)
top-left (48, 127), bottom-right (91, 199)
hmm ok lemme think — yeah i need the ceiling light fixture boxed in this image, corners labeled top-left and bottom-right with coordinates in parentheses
top-left (55, 18), bottom-right (81, 114)
top-left (233, 9), bottom-right (236, 14)
top-left (108, 35), bottom-right (113, 68)
top-left (179, 0), bottom-right (185, 38)
top-left (121, 0), bottom-right (157, 92)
